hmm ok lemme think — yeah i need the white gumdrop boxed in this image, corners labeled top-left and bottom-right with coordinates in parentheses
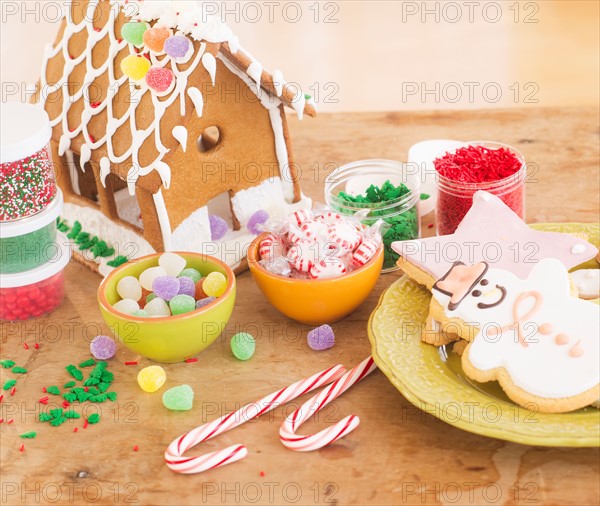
top-left (144, 297), bottom-right (171, 317)
top-left (113, 298), bottom-right (140, 315)
top-left (159, 252), bottom-right (187, 277)
top-left (116, 276), bottom-right (142, 301)
top-left (139, 266), bottom-right (168, 291)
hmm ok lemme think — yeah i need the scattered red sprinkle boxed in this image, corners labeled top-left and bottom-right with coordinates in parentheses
top-left (0, 394), bottom-right (4, 403)
top-left (39, 397), bottom-right (49, 405)
top-left (94, 27), bottom-right (101, 32)
top-left (194, 23), bottom-right (198, 26)
top-left (23, 343), bottom-right (29, 350)
top-left (0, 418), bottom-right (4, 424)
top-left (83, 420), bottom-right (89, 429)
top-left (89, 135), bottom-right (95, 143)
top-left (84, 387), bottom-right (89, 392)
top-left (42, 387), bottom-right (47, 393)
top-left (90, 101), bottom-right (101, 108)
top-left (69, 128), bottom-right (75, 133)
top-left (434, 144), bottom-right (524, 235)
top-left (10, 387), bottom-right (16, 396)
top-left (428, 223), bottom-right (434, 229)
top-left (184, 358), bottom-right (198, 363)
top-left (117, 38), bottom-right (123, 43)
top-left (176, 12), bottom-right (180, 15)
top-left (7, 419), bottom-right (14, 425)
top-left (73, 427), bottom-right (78, 432)
top-left (34, 343), bottom-right (39, 349)
top-left (124, 361), bottom-right (138, 366)
top-left (260, 471), bottom-right (266, 477)
top-left (69, 54), bottom-right (74, 60)
top-left (19, 444), bottom-right (25, 452)
top-left (133, 445), bottom-right (139, 452)
top-left (62, 401), bottom-right (70, 408)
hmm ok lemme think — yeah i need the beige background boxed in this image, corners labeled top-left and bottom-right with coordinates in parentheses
top-left (1, 0), bottom-right (598, 111)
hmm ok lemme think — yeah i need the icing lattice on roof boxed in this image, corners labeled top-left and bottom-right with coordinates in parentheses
top-left (39, 0), bottom-right (315, 196)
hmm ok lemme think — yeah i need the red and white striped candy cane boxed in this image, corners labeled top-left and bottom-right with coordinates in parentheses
top-left (165, 364), bottom-right (346, 474)
top-left (279, 356), bottom-right (377, 452)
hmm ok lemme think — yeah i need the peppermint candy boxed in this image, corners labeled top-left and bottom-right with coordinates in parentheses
top-left (310, 258), bottom-right (347, 280)
top-left (299, 220), bottom-right (328, 243)
top-left (287, 225), bottom-right (303, 245)
top-left (290, 209), bottom-right (313, 227)
top-left (351, 239), bottom-right (379, 268)
top-left (259, 234), bottom-right (284, 261)
top-left (327, 222), bottom-right (362, 252)
top-left (287, 241), bottom-right (317, 272)
top-left (316, 212), bottom-right (343, 225)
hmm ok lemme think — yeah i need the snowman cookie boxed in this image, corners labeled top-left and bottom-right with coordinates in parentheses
top-left (431, 258), bottom-right (599, 413)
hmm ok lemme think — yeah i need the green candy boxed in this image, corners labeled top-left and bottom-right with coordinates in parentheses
top-left (178, 268), bottom-right (202, 284)
top-left (162, 385), bottom-right (194, 411)
top-left (169, 294), bottom-right (195, 316)
top-left (146, 293), bottom-right (157, 304)
top-left (121, 21), bottom-right (148, 47)
top-left (230, 333), bottom-right (256, 361)
top-left (132, 309), bottom-right (149, 317)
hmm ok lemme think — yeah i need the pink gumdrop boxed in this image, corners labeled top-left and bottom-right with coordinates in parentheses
top-left (145, 67), bottom-right (174, 94)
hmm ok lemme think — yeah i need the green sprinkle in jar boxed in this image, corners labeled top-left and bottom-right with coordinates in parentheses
top-left (324, 160), bottom-right (421, 272)
top-left (0, 189), bottom-right (63, 274)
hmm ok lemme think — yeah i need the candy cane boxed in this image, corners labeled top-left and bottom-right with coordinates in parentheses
top-left (279, 357), bottom-right (377, 452)
top-left (165, 364), bottom-right (346, 474)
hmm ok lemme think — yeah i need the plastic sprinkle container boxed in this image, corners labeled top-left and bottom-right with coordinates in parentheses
top-left (1, 102), bottom-right (55, 222)
top-left (0, 239), bottom-right (71, 321)
top-left (434, 141), bottom-right (526, 235)
top-left (325, 160), bottom-right (421, 272)
top-left (0, 189), bottom-right (63, 274)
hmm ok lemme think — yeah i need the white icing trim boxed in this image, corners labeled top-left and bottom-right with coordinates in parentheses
top-left (99, 157), bottom-right (111, 187)
top-left (152, 189), bottom-right (173, 251)
top-left (187, 87), bottom-right (204, 117)
top-left (201, 52), bottom-right (217, 86)
top-left (247, 61), bottom-right (263, 85)
top-left (172, 126), bottom-right (188, 152)
top-left (271, 69), bottom-right (284, 97)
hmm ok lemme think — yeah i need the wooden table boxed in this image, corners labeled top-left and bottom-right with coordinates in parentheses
top-left (1, 108), bottom-right (599, 506)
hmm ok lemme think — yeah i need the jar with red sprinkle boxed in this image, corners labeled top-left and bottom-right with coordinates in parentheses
top-left (1, 102), bottom-right (56, 222)
top-left (0, 239), bottom-right (71, 321)
top-left (434, 141), bottom-right (526, 235)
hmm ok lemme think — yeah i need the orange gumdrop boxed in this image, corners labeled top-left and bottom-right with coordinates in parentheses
top-left (143, 27), bottom-right (171, 53)
top-left (195, 279), bottom-right (207, 300)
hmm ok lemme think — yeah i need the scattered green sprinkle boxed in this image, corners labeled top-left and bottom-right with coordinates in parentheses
top-left (66, 221), bottom-right (82, 239)
top-left (63, 381), bottom-right (76, 388)
top-left (107, 255), bottom-right (129, 268)
top-left (46, 386), bottom-right (60, 395)
top-left (66, 365), bottom-right (83, 381)
top-left (79, 358), bottom-right (96, 368)
top-left (97, 382), bottom-right (110, 393)
top-left (3, 379), bottom-right (17, 390)
top-left (19, 431), bottom-right (37, 439)
top-left (106, 392), bottom-right (117, 401)
top-left (49, 408), bottom-right (63, 419)
top-left (39, 413), bottom-right (53, 422)
top-left (0, 360), bottom-right (15, 369)
top-left (76, 392), bottom-right (90, 403)
top-left (100, 371), bottom-right (114, 383)
top-left (50, 417), bottom-right (67, 427)
top-left (88, 414), bottom-right (101, 424)
top-left (420, 193), bottom-right (430, 200)
top-left (11, 366), bottom-right (27, 374)
top-left (63, 392), bottom-right (77, 403)
top-left (83, 377), bottom-right (99, 386)
top-left (64, 410), bottom-right (81, 419)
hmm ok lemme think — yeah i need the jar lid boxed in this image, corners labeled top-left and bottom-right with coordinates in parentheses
top-left (0, 189), bottom-right (63, 237)
top-left (0, 234), bottom-right (71, 288)
top-left (0, 102), bottom-right (53, 163)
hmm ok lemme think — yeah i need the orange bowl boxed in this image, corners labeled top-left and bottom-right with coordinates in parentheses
top-left (247, 233), bottom-right (384, 325)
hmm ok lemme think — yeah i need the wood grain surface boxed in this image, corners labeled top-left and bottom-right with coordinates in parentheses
top-left (1, 108), bottom-right (599, 506)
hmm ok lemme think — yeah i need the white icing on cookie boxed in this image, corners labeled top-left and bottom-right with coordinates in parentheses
top-left (432, 259), bottom-right (599, 398)
top-left (570, 269), bottom-right (600, 299)
top-left (572, 244), bottom-right (586, 255)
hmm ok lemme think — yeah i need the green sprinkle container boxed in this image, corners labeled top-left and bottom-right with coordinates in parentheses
top-left (324, 159), bottom-right (421, 272)
top-left (0, 189), bottom-right (63, 274)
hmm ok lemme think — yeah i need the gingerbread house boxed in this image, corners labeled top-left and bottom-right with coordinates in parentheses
top-left (37, 0), bottom-right (315, 275)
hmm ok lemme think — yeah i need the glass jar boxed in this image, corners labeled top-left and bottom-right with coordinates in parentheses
top-left (1, 102), bottom-right (56, 222)
top-left (0, 238), bottom-right (71, 321)
top-left (0, 189), bottom-right (63, 273)
top-left (434, 141), bottom-right (526, 236)
top-left (324, 159), bottom-right (421, 272)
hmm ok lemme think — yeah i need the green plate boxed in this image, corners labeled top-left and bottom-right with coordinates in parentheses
top-left (368, 223), bottom-right (600, 447)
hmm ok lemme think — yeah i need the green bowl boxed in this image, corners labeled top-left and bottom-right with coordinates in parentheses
top-left (97, 252), bottom-right (236, 363)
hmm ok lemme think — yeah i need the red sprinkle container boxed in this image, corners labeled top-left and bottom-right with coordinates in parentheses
top-left (0, 239), bottom-right (71, 321)
top-left (434, 141), bottom-right (526, 235)
top-left (1, 102), bottom-right (55, 222)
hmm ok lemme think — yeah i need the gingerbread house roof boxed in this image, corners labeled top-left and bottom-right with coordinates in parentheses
top-left (38, 0), bottom-right (316, 195)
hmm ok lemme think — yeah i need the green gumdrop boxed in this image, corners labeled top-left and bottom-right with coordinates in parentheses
top-left (162, 385), bottom-right (194, 411)
top-left (169, 294), bottom-right (195, 315)
top-left (178, 268), bottom-right (202, 284)
top-left (121, 21), bottom-right (148, 47)
top-left (146, 293), bottom-right (157, 303)
top-left (230, 332), bottom-right (256, 361)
